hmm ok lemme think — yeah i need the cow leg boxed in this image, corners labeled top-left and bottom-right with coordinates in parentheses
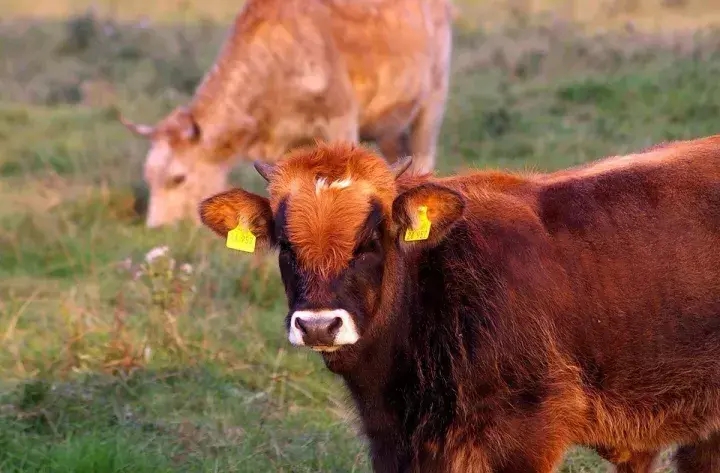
top-left (494, 450), bottom-right (566, 473)
top-left (406, 93), bottom-right (448, 175)
top-left (325, 111), bottom-right (360, 144)
top-left (494, 438), bottom-right (568, 473)
top-left (675, 431), bottom-right (720, 472)
top-left (376, 131), bottom-right (410, 165)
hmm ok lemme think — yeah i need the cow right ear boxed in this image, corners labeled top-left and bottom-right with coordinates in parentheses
top-left (199, 188), bottom-right (274, 252)
top-left (391, 183), bottom-right (465, 252)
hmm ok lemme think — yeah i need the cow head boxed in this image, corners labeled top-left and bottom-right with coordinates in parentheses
top-left (199, 142), bottom-right (465, 365)
top-left (121, 106), bottom-right (255, 228)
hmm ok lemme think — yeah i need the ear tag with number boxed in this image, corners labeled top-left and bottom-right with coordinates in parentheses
top-left (226, 222), bottom-right (256, 253)
top-left (404, 205), bottom-right (432, 242)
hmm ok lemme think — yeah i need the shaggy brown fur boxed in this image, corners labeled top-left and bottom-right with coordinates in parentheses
top-left (121, 0), bottom-right (453, 227)
top-left (200, 137), bottom-right (720, 472)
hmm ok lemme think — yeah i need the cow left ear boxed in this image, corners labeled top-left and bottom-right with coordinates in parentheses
top-left (199, 188), bottom-right (275, 253)
top-left (391, 183), bottom-right (465, 252)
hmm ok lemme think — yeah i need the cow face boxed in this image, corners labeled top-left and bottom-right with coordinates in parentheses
top-left (199, 142), bottom-right (465, 359)
top-left (121, 107), bottom-right (232, 228)
top-left (274, 193), bottom-right (388, 352)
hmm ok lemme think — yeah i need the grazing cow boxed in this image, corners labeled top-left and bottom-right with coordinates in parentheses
top-left (198, 138), bottom-right (720, 472)
top-left (121, 0), bottom-right (453, 228)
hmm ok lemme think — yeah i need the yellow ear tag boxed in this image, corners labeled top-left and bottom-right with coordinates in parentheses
top-left (226, 222), bottom-right (256, 253)
top-left (404, 205), bottom-right (432, 242)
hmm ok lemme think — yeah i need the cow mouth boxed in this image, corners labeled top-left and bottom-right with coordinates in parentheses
top-left (309, 345), bottom-right (342, 353)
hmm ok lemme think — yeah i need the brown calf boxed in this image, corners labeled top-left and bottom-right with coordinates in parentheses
top-left (121, 0), bottom-right (453, 227)
top-left (199, 138), bottom-right (720, 472)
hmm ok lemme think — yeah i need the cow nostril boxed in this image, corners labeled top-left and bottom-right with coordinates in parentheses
top-left (295, 317), bottom-right (308, 335)
top-left (327, 316), bottom-right (343, 335)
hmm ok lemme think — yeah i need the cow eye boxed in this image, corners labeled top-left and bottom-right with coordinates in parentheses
top-left (354, 231), bottom-right (381, 257)
top-left (167, 174), bottom-right (186, 188)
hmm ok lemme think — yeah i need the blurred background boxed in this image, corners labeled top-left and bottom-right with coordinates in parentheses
top-left (1, 0), bottom-right (720, 471)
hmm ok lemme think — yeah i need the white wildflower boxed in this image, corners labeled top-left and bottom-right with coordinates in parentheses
top-left (180, 263), bottom-right (193, 274)
top-left (118, 257), bottom-right (132, 271)
top-left (144, 245), bottom-right (169, 263)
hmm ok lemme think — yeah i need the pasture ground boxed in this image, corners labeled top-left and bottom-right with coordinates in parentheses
top-left (1, 1), bottom-right (719, 471)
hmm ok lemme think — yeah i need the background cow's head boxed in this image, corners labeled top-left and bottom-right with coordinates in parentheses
top-left (199, 142), bottom-right (465, 363)
top-left (121, 106), bottom-right (254, 228)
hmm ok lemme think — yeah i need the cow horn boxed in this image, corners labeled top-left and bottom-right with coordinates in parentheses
top-left (119, 114), bottom-right (154, 137)
top-left (391, 155), bottom-right (414, 178)
top-left (254, 160), bottom-right (276, 182)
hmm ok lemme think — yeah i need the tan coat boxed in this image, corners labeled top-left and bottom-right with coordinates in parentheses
top-left (122, 0), bottom-right (453, 227)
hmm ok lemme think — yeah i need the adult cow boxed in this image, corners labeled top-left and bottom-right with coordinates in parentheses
top-left (199, 139), bottom-right (720, 472)
top-left (121, 0), bottom-right (453, 228)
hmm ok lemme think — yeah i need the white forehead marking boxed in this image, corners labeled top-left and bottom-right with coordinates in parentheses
top-left (146, 140), bottom-right (172, 169)
top-left (315, 177), bottom-right (353, 195)
top-left (288, 309), bottom-right (360, 349)
top-left (144, 141), bottom-right (174, 183)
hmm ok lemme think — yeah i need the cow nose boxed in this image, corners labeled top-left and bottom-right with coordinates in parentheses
top-left (294, 316), bottom-right (343, 347)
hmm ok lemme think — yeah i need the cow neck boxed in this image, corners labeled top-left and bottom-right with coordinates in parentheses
top-left (188, 56), bottom-right (261, 162)
top-left (191, 103), bottom-right (258, 162)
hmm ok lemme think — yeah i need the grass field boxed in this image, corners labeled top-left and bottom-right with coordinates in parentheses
top-left (2, 1), bottom-right (720, 471)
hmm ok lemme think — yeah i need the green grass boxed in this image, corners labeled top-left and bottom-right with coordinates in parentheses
top-left (2, 6), bottom-right (719, 471)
